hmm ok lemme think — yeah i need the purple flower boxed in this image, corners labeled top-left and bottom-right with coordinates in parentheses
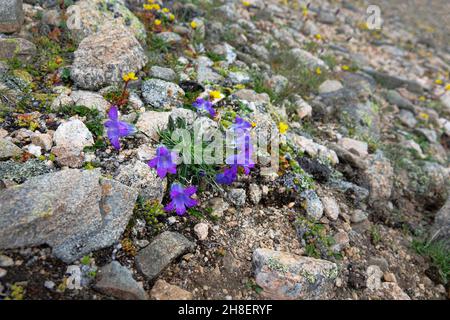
top-left (216, 165), bottom-right (238, 185)
top-left (226, 132), bottom-right (255, 174)
top-left (148, 145), bottom-right (178, 178)
top-left (164, 183), bottom-right (198, 216)
top-left (231, 116), bottom-right (252, 131)
top-left (104, 105), bottom-right (136, 150)
top-left (192, 98), bottom-right (216, 117)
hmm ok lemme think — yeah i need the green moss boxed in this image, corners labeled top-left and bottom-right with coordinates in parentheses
top-left (413, 239), bottom-right (449, 283)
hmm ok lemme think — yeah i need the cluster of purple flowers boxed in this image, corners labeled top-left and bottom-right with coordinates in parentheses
top-left (216, 117), bottom-right (255, 185)
top-left (103, 102), bottom-right (255, 216)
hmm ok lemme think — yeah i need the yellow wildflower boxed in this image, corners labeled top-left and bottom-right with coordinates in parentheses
top-left (122, 72), bottom-right (138, 82)
top-left (251, 122), bottom-right (257, 128)
top-left (341, 65), bottom-right (350, 71)
top-left (143, 3), bottom-right (160, 10)
top-left (154, 19), bottom-right (161, 26)
top-left (234, 84), bottom-right (246, 90)
top-left (169, 13), bottom-right (175, 21)
top-left (445, 84), bottom-right (450, 91)
top-left (314, 33), bottom-right (322, 40)
top-left (162, 7), bottom-right (170, 13)
top-left (418, 96), bottom-right (426, 101)
top-left (302, 5), bottom-right (308, 17)
top-left (190, 20), bottom-right (198, 29)
top-left (435, 79), bottom-right (443, 85)
top-left (315, 67), bottom-right (322, 75)
top-left (418, 112), bottom-right (429, 121)
top-left (147, 0), bottom-right (155, 3)
top-left (242, 0), bottom-right (251, 6)
top-left (209, 90), bottom-right (222, 100)
top-left (278, 122), bottom-right (288, 134)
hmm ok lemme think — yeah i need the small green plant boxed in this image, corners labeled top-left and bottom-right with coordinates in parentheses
top-left (5, 284), bottom-right (25, 300)
top-left (80, 255), bottom-right (91, 265)
top-left (413, 239), bottom-right (449, 283)
top-left (295, 216), bottom-right (337, 260)
top-left (370, 225), bottom-right (382, 245)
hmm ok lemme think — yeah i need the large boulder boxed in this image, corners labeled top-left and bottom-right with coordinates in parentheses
top-left (0, 0), bottom-right (23, 33)
top-left (0, 169), bottom-right (138, 263)
top-left (71, 25), bottom-right (147, 90)
top-left (66, 0), bottom-right (146, 44)
top-left (0, 38), bottom-right (36, 63)
top-left (252, 248), bottom-right (338, 300)
top-left (430, 196), bottom-right (450, 250)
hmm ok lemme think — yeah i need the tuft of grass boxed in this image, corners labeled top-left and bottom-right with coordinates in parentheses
top-left (413, 239), bottom-right (449, 283)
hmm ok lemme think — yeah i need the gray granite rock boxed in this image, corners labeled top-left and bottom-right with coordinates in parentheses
top-left (0, 38), bottom-right (36, 63)
top-left (136, 231), bottom-right (194, 280)
top-left (94, 261), bottom-right (147, 300)
top-left (141, 79), bottom-right (184, 109)
top-left (0, 169), bottom-right (137, 263)
top-left (0, 139), bottom-right (22, 160)
top-left (0, 0), bottom-right (24, 33)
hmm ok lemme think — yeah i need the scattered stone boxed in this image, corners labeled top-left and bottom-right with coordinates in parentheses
top-left (440, 91), bottom-right (450, 112)
top-left (52, 119), bottom-right (94, 168)
top-left (51, 90), bottom-right (110, 114)
top-left (292, 95), bottom-right (312, 119)
top-left (338, 137), bottom-right (368, 158)
top-left (31, 132), bottom-right (52, 151)
top-left (208, 197), bottom-right (229, 218)
top-left (115, 160), bottom-right (166, 202)
top-left (248, 183), bottom-right (262, 205)
top-left (332, 231), bottom-right (350, 252)
top-left (362, 68), bottom-right (423, 93)
top-left (264, 75), bottom-right (288, 95)
top-left (319, 80), bottom-right (343, 94)
top-left (150, 280), bottom-right (193, 300)
top-left (317, 9), bottom-right (336, 24)
top-left (149, 66), bottom-right (177, 82)
top-left (351, 209), bottom-right (368, 223)
top-left (430, 196), bottom-right (450, 249)
top-left (25, 144), bottom-right (41, 157)
top-left (0, 254), bottom-right (14, 267)
top-left (0, 268), bottom-right (6, 278)
top-left (321, 196), bottom-right (340, 220)
top-left (228, 71), bottom-right (252, 85)
top-left (386, 90), bottom-right (414, 111)
top-left (44, 281), bottom-right (55, 290)
top-left (66, 265), bottom-right (82, 290)
top-left (227, 188), bottom-right (246, 207)
top-left (299, 190), bottom-right (323, 221)
top-left (154, 32), bottom-right (182, 44)
top-left (194, 223), bottom-right (209, 241)
top-left (71, 25), bottom-right (147, 90)
top-left (136, 231), bottom-right (194, 280)
top-left (0, 38), bottom-right (36, 63)
top-left (211, 43), bottom-right (237, 65)
top-left (252, 248), bottom-right (338, 299)
top-left (0, 169), bottom-right (137, 263)
top-left (383, 272), bottom-right (397, 283)
top-left (290, 48), bottom-right (329, 70)
top-left (0, 138), bottom-right (23, 160)
top-left (141, 79), bottom-right (185, 109)
top-left (0, 159), bottom-right (52, 183)
top-left (0, 0), bottom-right (24, 33)
top-left (94, 261), bottom-right (148, 300)
top-left (366, 265), bottom-right (383, 291)
top-left (66, 0), bottom-right (146, 44)
top-left (135, 111), bottom-right (171, 140)
top-left (290, 134), bottom-right (339, 165)
top-left (398, 109), bottom-right (417, 128)
top-left (365, 151), bottom-right (393, 202)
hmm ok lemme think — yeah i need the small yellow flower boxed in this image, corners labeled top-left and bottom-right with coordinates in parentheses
top-left (169, 13), bottom-right (175, 21)
top-left (341, 65), bottom-right (350, 71)
top-left (242, 0), bottom-right (251, 6)
top-left (251, 122), bottom-right (257, 128)
top-left (302, 5), bottom-right (308, 17)
top-left (190, 20), bottom-right (198, 29)
top-left (314, 33), bottom-right (322, 40)
top-left (418, 96), bottom-right (426, 101)
top-left (315, 67), bottom-right (322, 75)
top-left (143, 3), bottom-right (160, 10)
top-left (209, 90), bottom-right (222, 100)
top-left (435, 79), bottom-right (443, 85)
top-left (147, 0), bottom-right (155, 3)
top-left (418, 112), bottom-right (429, 121)
top-left (279, 122), bottom-right (288, 134)
top-left (162, 7), bottom-right (170, 13)
top-left (122, 72), bottom-right (138, 82)
top-left (143, 4), bottom-right (151, 10)
top-left (445, 84), bottom-right (450, 91)
top-left (154, 19), bottom-right (161, 26)
top-left (234, 84), bottom-right (246, 90)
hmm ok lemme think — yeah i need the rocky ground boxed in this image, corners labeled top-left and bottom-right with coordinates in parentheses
top-left (0, 0), bottom-right (449, 300)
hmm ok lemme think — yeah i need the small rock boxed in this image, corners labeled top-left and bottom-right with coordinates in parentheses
top-left (398, 109), bottom-right (417, 128)
top-left (135, 111), bottom-right (171, 140)
top-left (248, 183), bottom-right (262, 205)
top-left (366, 265), bottom-right (383, 291)
top-left (154, 32), bottom-right (182, 44)
top-left (31, 132), bottom-right (53, 151)
top-left (0, 38), bottom-right (36, 63)
top-left (141, 79), bottom-right (185, 109)
top-left (25, 144), bottom-right (41, 158)
top-left (383, 272), bottom-right (397, 283)
top-left (149, 66), bottom-right (177, 82)
top-left (227, 188), bottom-right (246, 207)
top-left (208, 197), bottom-right (229, 218)
top-left (0, 268), bottom-right (6, 278)
top-left (299, 190), bottom-right (323, 220)
top-left (194, 223), bottom-right (208, 241)
top-left (44, 280), bottom-right (55, 290)
top-left (319, 80), bottom-right (343, 94)
top-left (0, 0), bottom-right (23, 33)
top-left (150, 280), bottom-right (193, 300)
top-left (66, 265), bottom-right (82, 290)
top-left (351, 209), bottom-right (368, 223)
top-left (332, 231), bottom-right (349, 252)
top-left (252, 248), bottom-right (338, 299)
top-left (386, 90), bottom-right (414, 111)
top-left (94, 261), bottom-right (148, 300)
top-left (0, 255), bottom-right (14, 267)
top-left (136, 231), bottom-right (195, 280)
top-left (338, 137), bottom-right (368, 158)
top-left (321, 196), bottom-right (339, 220)
top-left (0, 138), bottom-right (23, 160)
top-left (293, 95), bottom-right (312, 119)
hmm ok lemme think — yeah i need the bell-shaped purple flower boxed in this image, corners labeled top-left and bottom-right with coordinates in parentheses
top-left (231, 116), bottom-right (252, 131)
top-left (216, 165), bottom-right (238, 185)
top-left (104, 105), bottom-right (136, 150)
top-left (192, 98), bottom-right (216, 117)
top-left (148, 145), bottom-right (178, 178)
top-left (164, 183), bottom-right (198, 216)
